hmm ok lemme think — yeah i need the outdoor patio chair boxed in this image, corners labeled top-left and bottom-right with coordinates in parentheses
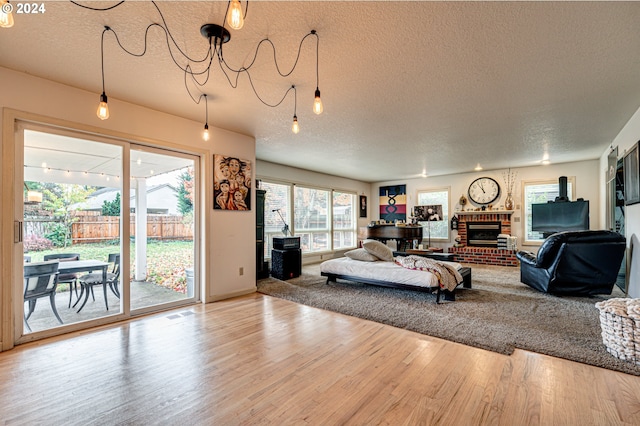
top-left (76, 253), bottom-right (121, 312)
top-left (24, 260), bottom-right (62, 332)
top-left (44, 253), bottom-right (80, 308)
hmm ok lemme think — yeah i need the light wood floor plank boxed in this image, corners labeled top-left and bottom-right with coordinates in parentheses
top-left (1, 293), bottom-right (640, 425)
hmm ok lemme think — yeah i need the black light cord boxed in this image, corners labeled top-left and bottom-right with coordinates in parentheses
top-left (100, 26), bottom-right (108, 94)
top-left (70, 1), bottom-right (124, 11)
top-left (204, 94), bottom-right (208, 125)
top-left (293, 85), bottom-right (297, 116)
top-left (218, 31), bottom-right (317, 78)
top-left (73, 0), bottom-right (318, 122)
top-left (313, 30), bottom-right (320, 89)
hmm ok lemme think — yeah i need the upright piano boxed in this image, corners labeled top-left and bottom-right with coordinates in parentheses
top-left (359, 224), bottom-right (423, 251)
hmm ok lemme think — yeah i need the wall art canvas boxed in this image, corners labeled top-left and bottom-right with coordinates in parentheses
top-left (359, 195), bottom-right (367, 218)
top-left (413, 205), bottom-right (443, 222)
top-left (379, 185), bottom-right (406, 222)
top-left (213, 154), bottom-right (252, 210)
top-left (624, 142), bottom-right (640, 206)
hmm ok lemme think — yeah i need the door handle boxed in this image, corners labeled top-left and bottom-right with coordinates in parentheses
top-left (14, 221), bottom-right (23, 243)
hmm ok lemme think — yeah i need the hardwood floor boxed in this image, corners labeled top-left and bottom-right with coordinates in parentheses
top-left (1, 293), bottom-right (640, 425)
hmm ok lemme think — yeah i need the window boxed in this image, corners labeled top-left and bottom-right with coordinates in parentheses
top-left (523, 179), bottom-right (574, 243)
top-left (262, 181), bottom-right (291, 257)
top-left (332, 191), bottom-right (357, 250)
top-left (294, 186), bottom-right (331, 253)
top-left (261, 180), bottom-right (358, 255)
top-left (416, 188), bottom-right (450, 241)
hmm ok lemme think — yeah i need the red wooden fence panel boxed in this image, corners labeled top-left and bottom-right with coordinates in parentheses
top-left (71, 213), bottom-right (193, 243)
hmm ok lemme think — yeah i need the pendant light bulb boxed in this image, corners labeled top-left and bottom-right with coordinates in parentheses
top-left (313, 88), bottom-right (323, 115)
top-left (203, 123), bottom-right (210, 141)
top-left (227, 0), bottom-right (244, 30)
top-left (96, 92), bottom-right (109, 120)
top-left (292, 115), bottom-right (299, 134)
top-left (0, 1), bottom-right (14, 28)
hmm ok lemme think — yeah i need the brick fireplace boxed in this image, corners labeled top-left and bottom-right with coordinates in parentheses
top-left (449, 211), bottom-right (519, 266)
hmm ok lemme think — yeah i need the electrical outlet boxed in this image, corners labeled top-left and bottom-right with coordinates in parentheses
top-left (239, 267), bottom-right (244, 276)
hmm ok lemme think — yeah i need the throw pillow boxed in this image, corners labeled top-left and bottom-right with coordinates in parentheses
top-left (362, 239), bottom-right (394, 262)
top-left (344, 248), bottom-right (379, 262)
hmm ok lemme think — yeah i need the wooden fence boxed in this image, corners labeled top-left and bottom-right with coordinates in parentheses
top-left (25, 213), bottom-right (193, 244)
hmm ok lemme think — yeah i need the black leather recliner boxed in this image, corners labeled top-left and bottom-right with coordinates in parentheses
top-left (516, 230), bottom-right (626, 296)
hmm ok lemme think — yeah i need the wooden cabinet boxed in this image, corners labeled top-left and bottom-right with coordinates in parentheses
top-left (256, 189), bottom-right (269, 278)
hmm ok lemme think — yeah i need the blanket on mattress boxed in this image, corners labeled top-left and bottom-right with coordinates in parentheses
top-left (319, 256), bottom-right (463, 292)
top-left (394, 255), bottom-right (463, 291)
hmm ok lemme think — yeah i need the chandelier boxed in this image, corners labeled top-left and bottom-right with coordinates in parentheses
top-left (69, 0), bottom-right (323, 138)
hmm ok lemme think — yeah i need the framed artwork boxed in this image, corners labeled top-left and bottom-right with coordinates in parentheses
top-left (379, 185), bottom-right (406, 222)
top-left (213, 154), bottom-right (252, 210)
top-left (359, 195), bottom-right (367, 218)
top-left (413, 205), bottom-right (443, 222)
top-left (624, 142), bottom-right (640, 206)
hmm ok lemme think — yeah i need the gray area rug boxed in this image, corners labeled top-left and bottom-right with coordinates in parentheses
top-left (258, 263), bottom-right (640, 376)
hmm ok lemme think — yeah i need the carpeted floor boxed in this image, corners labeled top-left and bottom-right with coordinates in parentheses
top-left (257, 262), bottom-right (640, 376)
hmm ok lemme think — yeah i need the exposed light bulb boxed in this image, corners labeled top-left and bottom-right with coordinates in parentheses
top-left (96, 92), bottom-right (109, 120)
top-left (541, 152), bottom-right (550, 165)
top-left (0, 1), bottom-right (14, 28)
top-left (26, 190), bottom-right (42, 203)
top-left (313, 88), bottom-right (323, 115)
top-left (136, 158), bottom-right (142, 165)
top-left (226, 0), bottom-right (244, 30)
top-left (292, 115), bottom-right (299, 134)
top-left (203, 123), bottom-right (210, 141)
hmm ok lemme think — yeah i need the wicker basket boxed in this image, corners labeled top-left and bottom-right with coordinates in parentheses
top-left (595, 298), bottom-right (640, 365)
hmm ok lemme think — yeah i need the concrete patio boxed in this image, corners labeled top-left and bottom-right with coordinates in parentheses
top-left (23, 280), bottom-right (190, 333)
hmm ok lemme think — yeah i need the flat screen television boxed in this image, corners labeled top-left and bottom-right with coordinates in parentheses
top-left (531, 200), bottom-right (589, 235)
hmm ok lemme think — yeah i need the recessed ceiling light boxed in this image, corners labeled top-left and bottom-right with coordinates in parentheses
top-left (474, 163), bottom-right (483, 171)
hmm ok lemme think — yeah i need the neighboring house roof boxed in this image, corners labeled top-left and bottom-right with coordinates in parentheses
top-left (71, 184), bottom-right (180, 215)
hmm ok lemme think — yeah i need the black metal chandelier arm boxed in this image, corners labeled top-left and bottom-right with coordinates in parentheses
top-left (70, 1), bottom-right (125, 11)
top-left (218, 30), bottom-right (318, 78)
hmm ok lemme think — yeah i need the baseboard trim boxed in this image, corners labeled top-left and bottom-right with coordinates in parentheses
top-left (208, 286), bottom-right (257, 302)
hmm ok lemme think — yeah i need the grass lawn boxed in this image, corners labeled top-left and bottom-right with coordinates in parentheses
top-left (25, 240), bottom-right (194, 293)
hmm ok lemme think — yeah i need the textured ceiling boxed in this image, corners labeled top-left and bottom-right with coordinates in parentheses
top-left (2, 1), bottom-right (640, 182)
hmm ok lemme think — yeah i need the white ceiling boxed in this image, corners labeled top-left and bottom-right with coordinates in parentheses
top-left (24, 130), bottom-right (193, 187)
top-left (3, 1), bottom-right (640, 183)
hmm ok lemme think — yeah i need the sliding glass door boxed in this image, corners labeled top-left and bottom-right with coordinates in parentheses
top-left (21, 128), bottom-right (124, 333)
top-left (129, 146), bottom-right (197, 312)
top-left (17, 124), bottom-right (199, 338)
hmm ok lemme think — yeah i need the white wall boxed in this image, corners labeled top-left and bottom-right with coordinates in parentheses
top-left (373, 160), bottom-right (601, 251)
top-left (256, 160), bottom-right (371, 264)
top-left (599, 106), bottom-right (640, 298)
top-left (0, 66), bottom-right (256, 348)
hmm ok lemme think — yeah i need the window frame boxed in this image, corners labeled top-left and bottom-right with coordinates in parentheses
top-left (293, 184), bottom-right (332, 253)
top-left (260, 179), bottom-right (358, 256)
top-left (522, 177), bottom-right (576, 244)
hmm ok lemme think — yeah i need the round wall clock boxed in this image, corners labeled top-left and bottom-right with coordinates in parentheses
top-left (468, 177), bottom-right (501, 205)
